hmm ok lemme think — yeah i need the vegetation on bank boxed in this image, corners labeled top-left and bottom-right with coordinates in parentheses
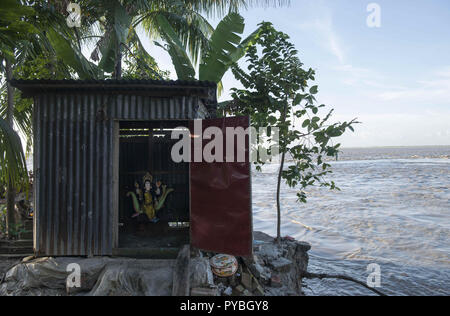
top-left (223, 23), bottom-right (356, 241)
top-left (0, 1), bottom-right (356, 245)
top-left (0, 0), bottom-right (290, 238)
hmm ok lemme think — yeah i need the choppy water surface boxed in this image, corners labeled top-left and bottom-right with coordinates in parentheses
top-left (252, 146), bottom-right (450, 296)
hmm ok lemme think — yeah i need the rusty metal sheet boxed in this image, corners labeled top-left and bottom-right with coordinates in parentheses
top-left (190, 116), bottom-right (253, 257)
top-left (29, 88), bottom-right (215, 256)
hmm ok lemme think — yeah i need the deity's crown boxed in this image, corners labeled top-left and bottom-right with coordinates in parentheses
top-left (142, 172), bottom-right (153, 183)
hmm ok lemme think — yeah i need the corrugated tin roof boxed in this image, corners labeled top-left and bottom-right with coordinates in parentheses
top-left (11, 79), bottom-right (217, 97)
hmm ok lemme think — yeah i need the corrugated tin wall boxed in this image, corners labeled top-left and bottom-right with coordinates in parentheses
top-left (33, 93), bottom-right (204, 256)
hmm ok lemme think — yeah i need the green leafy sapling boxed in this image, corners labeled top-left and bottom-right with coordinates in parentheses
top-left (227, 22), bottom-right (357, 242)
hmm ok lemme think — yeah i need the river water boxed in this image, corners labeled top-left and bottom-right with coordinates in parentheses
top-left (252, 146), bottom-right (450, 296)
top-left (25, 145), bottom-right (448, 295)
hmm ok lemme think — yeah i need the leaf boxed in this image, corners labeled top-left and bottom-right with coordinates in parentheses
top-left (218, 100), bottom-right (232, 108)
top-left (0, 44), bottom-right (14, 62)
top-left (0, 0), bottom-right (37, 52)
top-left (302, 119), bottom-right (310, 128)
top-left (309, 85), bottom-right (318, 94)
top-left (0, 0), bottom-right (34, 15)
top-left (0, 118), bottom-right (28, 190)
top-left (229, 26), bottom-right (262, 64)
top-left (268, 116), bottom-right (277, 125)
top-left (47, 29), bottom-right (101, 79)
top-left (294, 94), bottom-right (304, 106)
top-left (98, 1), bottom-right (132, 73)
top-left (98, 32), bottom-right (118, 73)
top-left (199, 12), bottom-right (245, 83)
top-left (156, 14), bottom-right (195, 80)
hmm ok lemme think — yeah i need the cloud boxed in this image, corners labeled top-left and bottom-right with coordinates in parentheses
top-left (378, 67), bottom-right (450, 103)
top-left (334, 64), bottom-right (385, 88)
top-left (435, 66), bottom-right (450, 78)
top-left (332, 64), bottom-right (414, 96)
top-left (298, 8), bottom-right (345, 64)
top-left (331, 63), bottom-right (450, 110)
top-left (332, 112), bottom-right (450, 147)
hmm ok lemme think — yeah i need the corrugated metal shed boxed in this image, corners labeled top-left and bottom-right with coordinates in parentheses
top-left (12, 79), bottom-right (217, 256)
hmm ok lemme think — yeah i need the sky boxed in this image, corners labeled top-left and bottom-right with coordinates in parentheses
top-left (142, 0), bottom-right (450, 148)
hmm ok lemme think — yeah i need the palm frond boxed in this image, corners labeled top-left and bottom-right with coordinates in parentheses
top-left (46, 28), bottom-right (102, 79)
top-left (139, 8), bottom-right (212, 66)
top-left (182, 0), bottom-right (290, 18)
top-left (0, 118), bottom-right (28, 190)
top-left (155, 14), bottom-right (195, 80)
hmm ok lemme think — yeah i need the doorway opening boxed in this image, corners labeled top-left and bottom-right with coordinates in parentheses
top-left (118, 121), bottom-right (190, 253)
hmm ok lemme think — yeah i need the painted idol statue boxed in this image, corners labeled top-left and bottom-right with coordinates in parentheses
top-left (127, 172), bottom-right (174, 223)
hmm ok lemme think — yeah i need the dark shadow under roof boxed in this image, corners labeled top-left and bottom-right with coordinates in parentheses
top-left (11, 79), bottom-right (217, 98)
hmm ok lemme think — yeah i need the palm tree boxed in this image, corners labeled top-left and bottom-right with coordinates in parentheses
top-left (43, 0), bottom-right (290, 80)
top-left (155, 11), bottom-right (261, 94)
top-left (0, 1), bottom-right (290, 237)
top-left (0, 0), bottom-right (37, 237)
top-left (0, 116), bottom-right (28, 232)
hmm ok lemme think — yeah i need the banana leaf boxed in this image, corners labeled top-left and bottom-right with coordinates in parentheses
top-left (47, 29), bottom-right (102, 79)
top-left (98, 1), bottom-right (132, 73)
top-left (155, 14), bottom-right (195, 80)
top-left (198, 12), bottom-right (244, 83)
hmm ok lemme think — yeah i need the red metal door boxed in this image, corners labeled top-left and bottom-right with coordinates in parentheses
top-left (190, 117), bottom-right (252, 257)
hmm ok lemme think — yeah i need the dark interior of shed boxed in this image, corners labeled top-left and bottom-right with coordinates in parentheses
top-left (118, 121), bottom-right (190, 252)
